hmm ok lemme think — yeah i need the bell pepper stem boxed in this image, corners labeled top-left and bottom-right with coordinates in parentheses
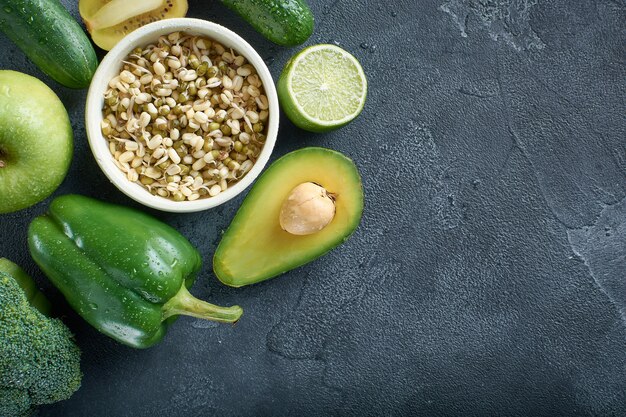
top-left (162, 283), bottom-right (243, 324)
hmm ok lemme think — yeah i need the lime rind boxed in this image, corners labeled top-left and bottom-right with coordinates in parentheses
top-left (284, 44), bottom-right (367, 129)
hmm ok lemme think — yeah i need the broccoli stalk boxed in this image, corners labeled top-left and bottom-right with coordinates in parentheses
top-left (0, 258), bottom-right (82, 417)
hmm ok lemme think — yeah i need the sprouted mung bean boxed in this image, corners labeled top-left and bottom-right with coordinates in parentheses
top-left (101, 32), bottom-right (269, 202)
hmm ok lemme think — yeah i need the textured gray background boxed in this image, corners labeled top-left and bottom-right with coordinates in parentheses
top-left (0, 0), bottom-right (625, 416)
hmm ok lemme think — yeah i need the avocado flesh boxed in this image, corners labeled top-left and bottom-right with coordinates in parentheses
top-left (214, 147), bottom-right (364, 287)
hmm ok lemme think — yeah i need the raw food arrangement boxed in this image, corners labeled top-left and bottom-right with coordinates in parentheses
top-left (0, 0), bottom-right (366, 415)
top-left (79, 0), bottom-right (313, 50)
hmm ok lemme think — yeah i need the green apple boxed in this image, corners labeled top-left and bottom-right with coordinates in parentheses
top-left (0, 70), bottom-right (73, 214)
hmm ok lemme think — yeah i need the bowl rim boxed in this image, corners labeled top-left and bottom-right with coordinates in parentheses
top-left (85, 18), bottom-right (279, 213)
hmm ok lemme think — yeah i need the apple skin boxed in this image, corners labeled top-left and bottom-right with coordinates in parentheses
top-left (0, 70), bottom-right (73, 214)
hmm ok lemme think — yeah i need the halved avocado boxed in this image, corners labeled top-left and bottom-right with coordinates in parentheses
top-left (214, 147), bottom-right (364, 287)
top-left (79, 0), bottom-right (188, 51)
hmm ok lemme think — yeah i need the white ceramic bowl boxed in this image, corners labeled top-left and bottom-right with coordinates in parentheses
top-left (86, 18), bottom-right (279, 212)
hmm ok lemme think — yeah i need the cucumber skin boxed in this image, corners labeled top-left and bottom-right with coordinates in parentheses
top-left (221, 0), bottom-right (314, 46)
top-left (0, 0), bottom-right (98, 89)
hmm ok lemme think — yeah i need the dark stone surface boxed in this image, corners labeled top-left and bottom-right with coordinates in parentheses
top-left (1, 0), bottom-right (625, 415)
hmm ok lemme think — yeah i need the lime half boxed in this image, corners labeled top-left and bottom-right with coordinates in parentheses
top-left (277, 44), bottom-right (368, 133)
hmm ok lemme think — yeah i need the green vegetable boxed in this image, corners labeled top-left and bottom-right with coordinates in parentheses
top-left (0, 258), bottom-right (51, 315)
top-left (28, 195), bottom-right (243, 349)
top-left (0, 258), bottom-right (82, 417)
top-left (221, 0), bottom-right (314, 46)
top-left (0, 0), bottom-right (98, 88)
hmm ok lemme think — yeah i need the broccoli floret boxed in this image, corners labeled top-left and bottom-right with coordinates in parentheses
top-left (0, 388), bottom-right (30, 417)
top-left (0, 265), bottom-right (82, 417)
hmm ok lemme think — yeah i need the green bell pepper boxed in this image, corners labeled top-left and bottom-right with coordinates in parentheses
top-left (27, 195), bottom-right (243, 349)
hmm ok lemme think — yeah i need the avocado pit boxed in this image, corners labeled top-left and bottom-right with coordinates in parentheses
top-left (279, 182), bottom-right (336, 236)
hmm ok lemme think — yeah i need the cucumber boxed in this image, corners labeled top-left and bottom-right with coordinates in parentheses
top-left (0, 0), bottom-right (98, 88)
top-left (221, 0), bottom-right (314, 46)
